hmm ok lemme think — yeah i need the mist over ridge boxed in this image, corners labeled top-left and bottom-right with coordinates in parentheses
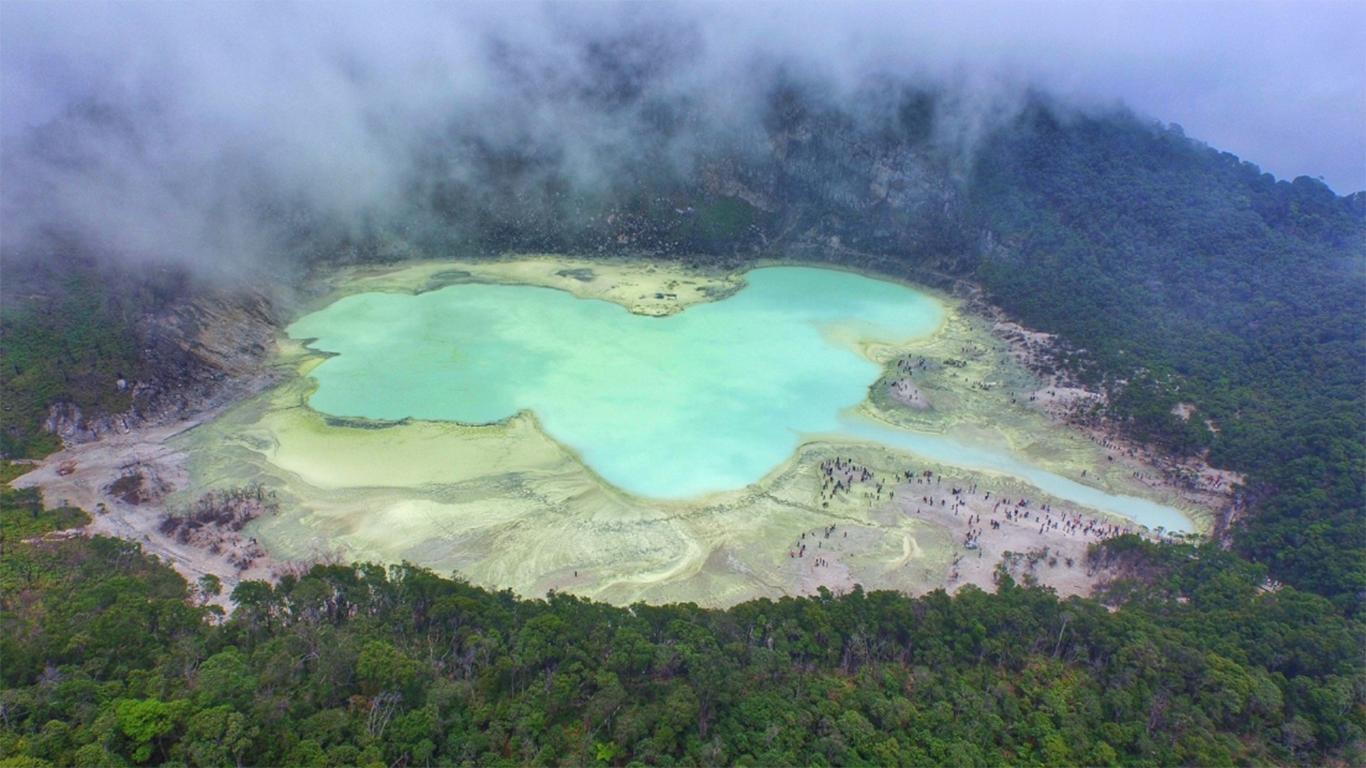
top-left (2, 1), bottom-right (1363, 276)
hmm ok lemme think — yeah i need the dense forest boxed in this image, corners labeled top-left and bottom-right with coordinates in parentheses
top-left (2, 77), bottom-right (1363, 765)
top-left (1, 484), bottom-right (1362, 766)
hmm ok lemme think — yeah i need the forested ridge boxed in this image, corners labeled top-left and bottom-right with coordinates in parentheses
top-left (1, 487), bottom-right (1362, 766)
top-left (2, 85), bottom-right (1364, 766)
top-left (966, 105), bottom-right (1366, 610)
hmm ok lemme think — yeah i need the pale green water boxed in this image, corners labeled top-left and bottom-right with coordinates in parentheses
top-left (289, 266), bottom-right (1193, 532)
top-left (841, 418), bottom-right (1193, 533)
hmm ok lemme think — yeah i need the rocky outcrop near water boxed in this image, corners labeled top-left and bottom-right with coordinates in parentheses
top-left (44, 289), bottom-right (279, 445)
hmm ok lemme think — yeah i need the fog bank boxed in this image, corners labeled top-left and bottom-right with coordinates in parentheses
top-left (2, 1), bottom-right (1361, 272)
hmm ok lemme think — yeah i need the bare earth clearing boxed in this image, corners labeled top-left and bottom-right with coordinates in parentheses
top-left (12, 406), bottom-right (284, 610)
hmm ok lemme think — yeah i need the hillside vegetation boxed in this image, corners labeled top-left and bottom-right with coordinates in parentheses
top-left (967, 106), bottom-right (1365, 608)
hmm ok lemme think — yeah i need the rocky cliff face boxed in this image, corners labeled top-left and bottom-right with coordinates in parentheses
top-left (44, 289), bottom-right (278, 444)
top-left (388, 84), bottom-right (976, 270)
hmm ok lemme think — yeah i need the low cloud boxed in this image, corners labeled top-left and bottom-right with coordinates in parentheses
top-left (2, 1), bottom-right (1361, 273)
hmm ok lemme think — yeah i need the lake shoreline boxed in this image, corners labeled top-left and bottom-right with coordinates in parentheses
top-left (14, 255), bottom-right (1233, 608)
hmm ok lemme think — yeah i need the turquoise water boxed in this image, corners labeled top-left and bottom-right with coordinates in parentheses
top-left (841, 418), bottom-right (1193, 533)
top-left (289, 266), bottom-right (1192, 532)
